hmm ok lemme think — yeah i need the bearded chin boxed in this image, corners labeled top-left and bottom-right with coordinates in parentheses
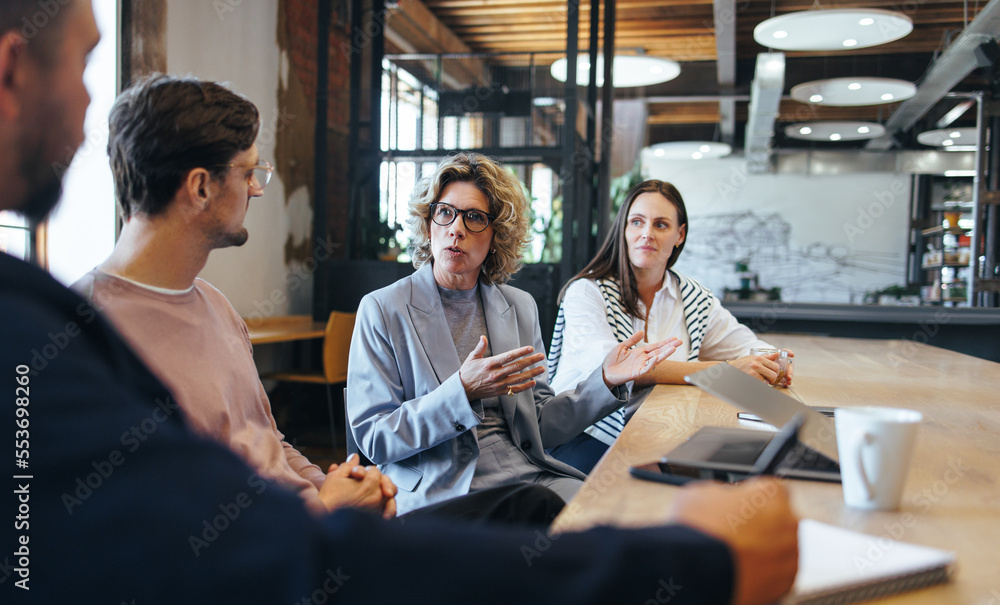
top-left (229, 229), bottom-right (249, 248)
top-left (18, 129), bottom-right (72, 224)
top-left (20, 176), bottom-right (64, 224)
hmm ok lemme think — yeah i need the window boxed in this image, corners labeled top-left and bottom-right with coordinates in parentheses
top-left (0, 212), bottom-right (30, 261)
top-left (42, 1), bottom-right (118, 285)
top-left (379, 58), bottom-right (562, 263)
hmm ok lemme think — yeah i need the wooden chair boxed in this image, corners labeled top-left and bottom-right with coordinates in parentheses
top-left (260, 311), bottom-right (356, 452)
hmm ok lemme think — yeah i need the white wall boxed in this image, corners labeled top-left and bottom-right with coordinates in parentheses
top-left (166, 1), bottom-right (313, 317)
top-left (642, 155), bottom-right (911, 304)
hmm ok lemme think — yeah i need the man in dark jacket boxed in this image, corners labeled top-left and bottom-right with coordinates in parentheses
top-left (0, 2), bottom-right (798, 604)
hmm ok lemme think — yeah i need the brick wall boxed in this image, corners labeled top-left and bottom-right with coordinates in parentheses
top-left (281, 0), bottom-right (351, 261)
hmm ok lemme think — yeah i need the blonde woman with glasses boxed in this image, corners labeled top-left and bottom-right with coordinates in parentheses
top-left (347, 153), bottom-right (678, 519)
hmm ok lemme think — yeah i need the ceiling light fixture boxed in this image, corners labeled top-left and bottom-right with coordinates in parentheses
top-left (917, 127), bottom-right (978, 151)
top-left (790, 77), bottom-right (916, 106)
top-left (785, 121), bottom-right (886, 142)
top-left (754, 9), bottom-right (912, 51)
top-left (643, 141), bottom-right (733, 160)
top-left (550, 55), bottom-right (681, 88)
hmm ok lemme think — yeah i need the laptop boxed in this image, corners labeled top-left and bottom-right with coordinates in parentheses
top-left (664, 363), bottom-right (841, 482)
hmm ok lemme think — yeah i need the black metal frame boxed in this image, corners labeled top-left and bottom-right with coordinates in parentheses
top-left (344, 1), bottom-right (617, 289)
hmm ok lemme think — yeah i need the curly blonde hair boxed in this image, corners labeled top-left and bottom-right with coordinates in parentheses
top-left (407, 153), bottom-right (531, 285)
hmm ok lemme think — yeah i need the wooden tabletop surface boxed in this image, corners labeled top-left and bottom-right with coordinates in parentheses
top-left (553, 335), bottom-right (1000, 604)
top-left (244, 314), bottom-right (326, 345)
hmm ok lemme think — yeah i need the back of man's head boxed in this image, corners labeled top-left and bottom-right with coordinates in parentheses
top-left (108, 74), bottom-right (260, 220)
top-left (0, 0), bottom-right (73, 65)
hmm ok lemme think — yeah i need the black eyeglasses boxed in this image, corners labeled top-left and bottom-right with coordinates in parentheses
top-left (429, 202), bottom-right (494, 233)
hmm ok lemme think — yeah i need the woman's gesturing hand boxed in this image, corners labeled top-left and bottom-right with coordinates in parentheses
top-left (459, 335), bottom-right (546, 401)
top-left (601, 331), bottom-right (682, 388)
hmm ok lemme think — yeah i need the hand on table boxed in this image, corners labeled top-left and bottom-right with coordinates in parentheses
top-left (669, 478), bottom-right (799, 605)
top-left (601, 331), bottom-right (682, 389)
top-left (459, 336), bottom-right (546, 400)
top-left (319, 454), bottom-right (397, 519)
top-left (729, 349), bottom-right (794, 387)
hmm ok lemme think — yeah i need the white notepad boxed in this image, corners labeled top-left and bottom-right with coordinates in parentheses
top-left (783, 520), bottom-right (956, 605)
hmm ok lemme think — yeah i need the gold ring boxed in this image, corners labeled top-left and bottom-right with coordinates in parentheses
top-left (507, 387), bottom-right (514, 396)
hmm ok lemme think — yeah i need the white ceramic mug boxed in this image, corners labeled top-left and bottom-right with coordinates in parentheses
top-left (834, 407), bottom-right (923, 510)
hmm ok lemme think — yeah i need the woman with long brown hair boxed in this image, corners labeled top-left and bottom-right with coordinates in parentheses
top-left (548, 180), bottom-right (792, 473)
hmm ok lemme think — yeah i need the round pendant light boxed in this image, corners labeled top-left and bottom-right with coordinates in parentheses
top-left (785, 122), bottom-right (886, 142)
top-left (754, 9), bottom-right (912, 51)
top-left (644, 141), bottom-right (732, 160)
top-left (790, 77), bottom-right (916, 106)
top-left (917, 127), bottom-right (978, 151)
top-left (550, 55), bottom-right (681, 88)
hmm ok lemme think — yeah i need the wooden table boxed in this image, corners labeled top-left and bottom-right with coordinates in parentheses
top-left (245, 315), bottom-right (326, 345)
top-left (553, 335), bottom-right (1000, 604)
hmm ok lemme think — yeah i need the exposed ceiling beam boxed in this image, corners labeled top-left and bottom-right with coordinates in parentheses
top-left (713, 0), bottom-right (736, 144)
top-left (386, 0), bottom-right (485, 90)
top-left (867, 0), bottom-right (1000, 150)
top-left (744, 52), bottom-right (785, 173)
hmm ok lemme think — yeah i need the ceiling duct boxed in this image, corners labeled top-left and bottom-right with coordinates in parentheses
top-left (744, 53), bottom-right (785, 174)
top-left (713, 0), bottom-right (737, 145)
top-left (866, 0), bottom-right (1000, 150)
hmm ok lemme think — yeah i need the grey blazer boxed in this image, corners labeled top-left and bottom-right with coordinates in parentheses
top-left (347, 264), bottom-right (627, 515)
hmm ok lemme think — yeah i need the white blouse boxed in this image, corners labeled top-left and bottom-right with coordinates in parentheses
top-left (550, 271), bottom-right (772, 393)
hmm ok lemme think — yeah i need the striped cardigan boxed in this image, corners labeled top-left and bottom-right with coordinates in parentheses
top-left (548, 270), bottom-right (714, 446)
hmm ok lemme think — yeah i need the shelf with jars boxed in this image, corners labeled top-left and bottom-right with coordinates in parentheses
top-left (920, 223), bottom-right (971, 304)
top-left (912, 177), bottom-right (975, 306)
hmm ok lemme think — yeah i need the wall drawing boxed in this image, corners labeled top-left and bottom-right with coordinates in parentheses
top-left (675, 210), bottom-right (907, 304)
